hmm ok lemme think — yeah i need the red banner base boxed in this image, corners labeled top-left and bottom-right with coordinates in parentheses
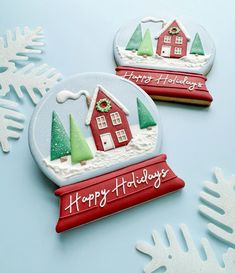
top-left (55, 154), bottom-right (185, 233)
top-left (116, 66), bottom-right (213, 106)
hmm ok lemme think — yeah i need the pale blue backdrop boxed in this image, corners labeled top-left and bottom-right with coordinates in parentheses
top-left (0, 0), bottom-right (234, 272)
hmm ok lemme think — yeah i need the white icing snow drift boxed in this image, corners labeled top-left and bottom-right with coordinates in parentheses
top-left (44, 126), bottom-right (157, 181)
top-left (117, 46), bottom-right (210, 69)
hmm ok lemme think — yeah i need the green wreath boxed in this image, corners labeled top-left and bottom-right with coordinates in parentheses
top-left (168, 26), bottom-right (180, 35)
top-left (96, 98), bottom-right (111, 112)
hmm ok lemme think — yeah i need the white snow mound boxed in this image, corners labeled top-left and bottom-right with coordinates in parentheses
top-left (44, 127), bottom-right (158, 180)
top-left (117, 46), bottom-right (210, 69)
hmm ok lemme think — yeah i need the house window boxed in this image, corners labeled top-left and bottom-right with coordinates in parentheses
top-left (164, 36), bottom-right (171, 43)
top-left (175, 36), bottom-right (183, 44)
top-left (110, 112), bottom-right (122, 126)
top-left (116, 129), bottom-right (127, 143)
top-left (174, 47), bottom-right (182, 55)
top-left (96, 116), bottom-right (107, 129)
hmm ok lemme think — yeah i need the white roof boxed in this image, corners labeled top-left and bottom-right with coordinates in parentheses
top-left (86, 85), bottom-right (129, 125)
top-left (155, 19), bottom-right (190, 40)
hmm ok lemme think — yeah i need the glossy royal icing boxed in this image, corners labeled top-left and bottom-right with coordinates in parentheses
top-left (29, 73), bottom-right (185, 232)
top-left (114, 16), bottom-right (215, 105)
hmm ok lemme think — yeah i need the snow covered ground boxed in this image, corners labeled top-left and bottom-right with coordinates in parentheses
top-left (116, 46), bottom-right (210, 69)
top-left (43, 126), bottom-right (158, 180)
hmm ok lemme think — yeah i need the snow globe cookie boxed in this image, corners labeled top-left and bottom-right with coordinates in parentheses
top-left (114, 16), bottom-right (215, 106)
top-left (29, 73), bottom-right (185, 232)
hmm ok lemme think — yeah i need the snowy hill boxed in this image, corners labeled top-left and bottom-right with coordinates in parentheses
top-left (44, 126), bottom-right (158, 180)
top-left (117, 46), bottom-right (210, 69)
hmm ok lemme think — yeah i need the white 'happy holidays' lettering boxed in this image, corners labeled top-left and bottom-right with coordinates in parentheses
top-left (64, 168), bottom-right (169, 214)
top-left (65, 189), bottom-right (110, 213)
top-left (155, 74), bottom-right (203, 91)
top-left (122, 71), bottom-right (203, 91)
top-left (112, 168), bottom-right (169, 196)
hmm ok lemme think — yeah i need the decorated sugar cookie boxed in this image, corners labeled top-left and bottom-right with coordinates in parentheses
top-left (114, 16), bottom-right (215, 106)
top-left (29, 73), bottom-right (185, 232)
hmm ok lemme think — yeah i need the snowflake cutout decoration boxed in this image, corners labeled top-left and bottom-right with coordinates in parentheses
top-left (0, 26), bottom-right (61, 104)
top-left (0, 99), bottom-right (24, 152)
top-left (0, 26), bottom-right (62, 152)
top-left (136, 224), bottom-right (235, 273)
top-left (200, 168), bottom-right (235, 247)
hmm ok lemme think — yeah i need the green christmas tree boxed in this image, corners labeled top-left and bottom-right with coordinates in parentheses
top-left (125, 24), bottom-right (142, 51)
top-left (50, 111), bottom-right (71, 161)
top-left (190, 33), bottom-right (205, 55)
top-left (137, 29), bottom-right (154, 57)
top-left (137, 98), bottom-right (157, 129)
top-left (70, 114), bottom-right (93, 164)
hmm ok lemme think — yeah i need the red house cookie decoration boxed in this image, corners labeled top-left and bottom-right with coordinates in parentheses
top-left (156, 19), bottom-right (190, 58)
top-left (86, 85), bottom-right (132, 151)
top-left (114, 16), bottom-right (215, 106)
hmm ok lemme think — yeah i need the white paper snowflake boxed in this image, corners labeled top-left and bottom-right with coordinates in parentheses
top-left (0, 99), bottom-right (24, 152)
top-left (0, 26), bottom-right (61, 152)
top-left (0, 26), bottom-right (61, 104)
top-left (200, 168), bottom-right (235, 247)
top-left (136, 224), bottom-right (235, 273)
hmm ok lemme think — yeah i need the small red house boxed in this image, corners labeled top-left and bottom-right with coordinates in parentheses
top-left (155, 19), bottom-right (190, 59)
top-left (86, 85), bottom-right (132, 151)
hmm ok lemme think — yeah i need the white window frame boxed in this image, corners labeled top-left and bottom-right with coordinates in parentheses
top-left (115, 129), bottom-right (127, 143)
top-left (175, 36), bottom-right (183, 44)
top-left (96, 116), bottom-right (107, 129)
top-left (163, 35), bottom-right (171, 43)
top-left (110, 112), bottom-right (122, 126)
top-left (174, 47), bottom-right (182, 55)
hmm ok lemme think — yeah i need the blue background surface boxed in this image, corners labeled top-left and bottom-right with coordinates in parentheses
top-left (0, 0), bottom-right (234, 272)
